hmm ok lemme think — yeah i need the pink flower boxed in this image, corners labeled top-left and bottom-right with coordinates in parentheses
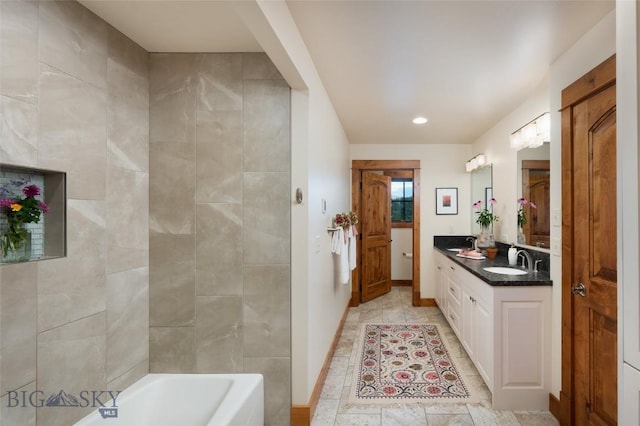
top-left (530, 202), bottom-right (537, 209)
top-left (22, 184), bottom-right (41, 198)
top-left (0, 198), bottom-right (15, 207)
top-left (472, 200), bottom-right (482, 209)
top-left (38, 200), bottom-right (49, 213)
top-left (517, 197), bottom-right (527, 205)
top-left (489, 197), bottom-right (497, 205)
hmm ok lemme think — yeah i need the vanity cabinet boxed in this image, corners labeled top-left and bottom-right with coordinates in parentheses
top-left (434, 251), bottom-right (551, 410)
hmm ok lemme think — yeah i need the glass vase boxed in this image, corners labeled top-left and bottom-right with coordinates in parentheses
top-left (476, 225), bottom-right (494, 250)
top-left (517, 227), bottom-right (526, 244)
top-left (1, 229), bottom-right (32, 263)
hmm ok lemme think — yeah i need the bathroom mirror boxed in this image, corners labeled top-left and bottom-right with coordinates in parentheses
top-left (517, 143), bottom-right (550, 248)
top-left (470, 164), bottom-right (493, 235)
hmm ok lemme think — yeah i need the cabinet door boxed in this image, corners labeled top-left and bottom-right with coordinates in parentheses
top-left (461, 288), bottom-right (476, 359)
top-left (474, 297), bottom-right (493, 389)
top-left (623, 363), bottom-right (640, 425)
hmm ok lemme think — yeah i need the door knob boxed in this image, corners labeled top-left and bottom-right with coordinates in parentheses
top-left (572, 282), bottom-right (586, 297)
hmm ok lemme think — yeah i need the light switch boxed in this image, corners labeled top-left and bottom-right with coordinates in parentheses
top-left (552, 209), bottom-right (561, 227)
top-left (551, 237), bottom-right (561, 256)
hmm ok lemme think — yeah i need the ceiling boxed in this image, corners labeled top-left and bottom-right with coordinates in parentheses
top-left (79, 0), bottom-right (615, 145)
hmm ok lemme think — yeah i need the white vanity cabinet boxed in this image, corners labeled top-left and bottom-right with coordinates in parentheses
top-left (434, 251), bottom-right (552, 410)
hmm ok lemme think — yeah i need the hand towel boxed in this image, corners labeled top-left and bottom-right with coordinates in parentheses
top-left (331, 228), bottom-right (350, 284)
top-left (348, 226), bottom-right (357, 271)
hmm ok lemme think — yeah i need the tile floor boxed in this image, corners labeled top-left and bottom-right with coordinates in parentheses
top-left (311, 287), bottom-right (560, 426)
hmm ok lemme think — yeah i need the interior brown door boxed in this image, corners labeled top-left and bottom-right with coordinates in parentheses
top-left (360, 171), bottom-right (392, 303)
top-left (563, 58), bottom-right (617, 425)
top-left (522, 160), bottom-right (550, 248)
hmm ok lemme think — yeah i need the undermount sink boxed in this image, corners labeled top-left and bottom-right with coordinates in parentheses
top-left (483, 266), bottom-right (528, 276)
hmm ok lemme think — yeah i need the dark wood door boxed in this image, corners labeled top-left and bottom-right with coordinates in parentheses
top-left (522, 160), bottom-right (550, 248)
top-left (564, 62), bottom-right (617, 424)
top-left (361, 172), bottom-right (392, 303)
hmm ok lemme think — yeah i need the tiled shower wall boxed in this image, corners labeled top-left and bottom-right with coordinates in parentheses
top-left (148, 53), bottom-right (291, 425)
top-left (0, 1), bottom-right (149, 425)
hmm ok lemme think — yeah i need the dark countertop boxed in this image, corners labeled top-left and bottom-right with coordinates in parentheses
top-left (435, 246), bottom-right (553, 287)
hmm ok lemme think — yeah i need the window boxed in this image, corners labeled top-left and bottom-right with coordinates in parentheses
top-left (391, 178), bottom-right (413, 224)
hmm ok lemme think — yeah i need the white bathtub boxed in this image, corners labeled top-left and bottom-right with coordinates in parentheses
top-left (74, 374), bottom-right (264, 426)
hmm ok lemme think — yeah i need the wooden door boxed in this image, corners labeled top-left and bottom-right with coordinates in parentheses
top-left (361, 171), bottom-right (392, 303)
top-left (562, 55), bottom-right (616, 425)
top-left (522, 160), bottom-right (550, 248)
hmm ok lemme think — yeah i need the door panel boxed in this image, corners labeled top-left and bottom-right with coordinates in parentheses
top-left (361, 172), bottom-right (391, 302)
top-left (571, 83), bottom-right (617, 425)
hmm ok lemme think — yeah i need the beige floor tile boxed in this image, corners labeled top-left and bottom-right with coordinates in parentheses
top-left (313, 288), bottom-right (559, 426)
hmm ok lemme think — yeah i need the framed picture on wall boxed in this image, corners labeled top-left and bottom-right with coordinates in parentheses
top-left (435, 187), bottom-right (458, 215)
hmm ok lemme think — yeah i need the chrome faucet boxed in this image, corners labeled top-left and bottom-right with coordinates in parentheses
top-left (465, 236), bottom-right (476, 250)
top-left (516, 250), bottom-right (533, 272)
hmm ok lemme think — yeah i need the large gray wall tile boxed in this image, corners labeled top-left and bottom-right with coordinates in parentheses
top-left (37, 313), bottom-right (106, 426)
top-left (243, 172), bottom-right (290, 264)
top-left (243, 79), bottom-right (290, 172)
top-left (1, 95), bottom-right (38, 166)
top-left (244, 357), bottom-right (291, 426)
top-left (37, 200), bottom-right (106, 332)
top-left (243, 265), bottom-right (290, 357)
top-left (106, 267), bottom-right (149, 382)
top-left (196, 296), bottom-right (243, 373)
top-left (1, 0), bottom-right (38, 104)
top-left (149, 53), bottom-right (196, 145)
top-left (197, 53), bottom-right (242, 112)
top-left (1, 381), bottom-right (36, 426)
top-left (107, 165), bottom-right (148, 273)
top-left (196, 110), bottom-right (242, 203)
top-left (1, 263), bottom-right (37, 396)
top-left (242, 53), bottom-right (284, 80)
top-left (149, 327), bottom-right (195, 373)
top-left (196, 262), bottom-right (242, 297)
top-left (149, 142), bottom-right (195, 234)
top-left (196, 203), bottom-right (242, 266)
top-left (38, 64), bottom-right (107, 200)
top-left (38, 0), bottom-right (108, 89)
top-left (149, 233), bottom-right (195, 326)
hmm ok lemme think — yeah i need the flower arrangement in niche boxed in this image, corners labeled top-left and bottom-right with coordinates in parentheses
top-left (0, 184), bottom-right (49, 260)
top-left (517, 198), bottom-right (536, 227)
top-left (473, 198), bottom-right (498, 227)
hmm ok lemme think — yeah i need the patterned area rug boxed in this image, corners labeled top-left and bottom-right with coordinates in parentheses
top-left (350, 323), bottom-right (478, 404)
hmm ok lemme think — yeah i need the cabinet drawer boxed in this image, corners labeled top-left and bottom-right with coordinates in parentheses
top-left (447, 302), bottom-right (462, 335)
top-left (447, 278), bottom-right (461, 304)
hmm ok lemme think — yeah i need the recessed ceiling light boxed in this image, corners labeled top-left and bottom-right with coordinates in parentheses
top-left (413, 117), bottom-right (428, 124)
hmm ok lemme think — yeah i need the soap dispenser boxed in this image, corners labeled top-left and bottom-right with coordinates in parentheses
top-left (508, 244), bottom-right (518, 266)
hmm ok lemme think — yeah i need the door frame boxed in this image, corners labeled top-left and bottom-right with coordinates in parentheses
top-left (351, 160), bottom-right (421, 307)
top-left (555, 54), bottom-right (616, 425)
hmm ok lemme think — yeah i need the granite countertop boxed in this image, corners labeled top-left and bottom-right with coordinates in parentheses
top-left (435, 246), bottom-right (553, 287)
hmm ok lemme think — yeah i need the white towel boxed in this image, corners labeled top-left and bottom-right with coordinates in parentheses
top-left (348, 226), bottom-right (357, 271)
top-left (331, 227), bottom-right (350, 284)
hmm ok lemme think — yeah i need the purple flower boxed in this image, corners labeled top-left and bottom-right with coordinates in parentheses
top-left (472, 200), bottom-right (482, 209)
top-left (489, 197), bottom-right (497, 205)
top-left (22, 184), bottom-right (41, 198)
top-left (38, 200), bottom-right (50, 213)
top-left (0, 198), bottom-right (15, 207)
top-left (517, 198), bottom-right (527, 205)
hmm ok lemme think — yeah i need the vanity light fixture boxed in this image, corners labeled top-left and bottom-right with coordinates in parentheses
top-left (510, 112), bottom-right (550, 150)
top-left (465, 154), bottom-right (486, 173)
top-left (412, 116), bottom-right (428, 124)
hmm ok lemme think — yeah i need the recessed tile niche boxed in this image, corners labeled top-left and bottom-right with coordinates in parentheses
top-left (0, 164), bottom-right (66, 264)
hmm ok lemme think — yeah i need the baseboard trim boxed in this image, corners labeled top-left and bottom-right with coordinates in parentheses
top-left (291, 302), bottom-right (351, 426)
top-left (391, 279), bottom-right (412, 286)
top-left (548, 393), bottom-right (560, 423)
top-left (419, 298), bottom-right (437, 307)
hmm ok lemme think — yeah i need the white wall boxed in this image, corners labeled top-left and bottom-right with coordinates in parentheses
top-left (350, 144), bottom-right (471, 298)
top-left (617, 1), bottom-right (640, 422)
top-left (470, 10), bottom-right (616, 400)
